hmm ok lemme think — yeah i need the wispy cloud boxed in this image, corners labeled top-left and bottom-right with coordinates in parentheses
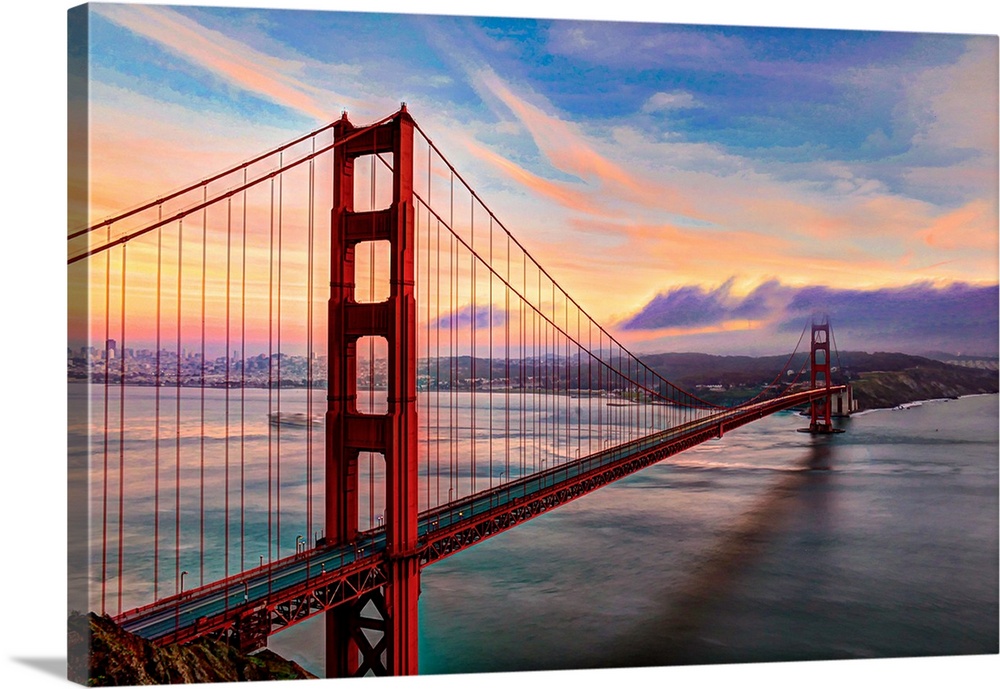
top-left (455, 48), bottom-right (997, 308)
top-left (85, 82), bottom-right (299, 223)
top-left (473, 68), bottom-right (646, 195)
top-left (460, 137), bottom-right (607, 215)
top-left (546, 21), bottom-right (750, 70)
top-left (94, 4), bottom-right (361, 120)
top-left (642, 91), bottom-right (700, 113)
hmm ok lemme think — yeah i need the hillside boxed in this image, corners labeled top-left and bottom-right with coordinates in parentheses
top-left (67, 611), bottom-right (315, 685)
top-left (642, 350), bottom-right (997, 410)
top-left (849, 365), bottom-right (999, 410)
top-left (417, 350), bottom-right (997, 411)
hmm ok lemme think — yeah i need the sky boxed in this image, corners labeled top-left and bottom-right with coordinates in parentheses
top-left (74, 1), bottom-right (998, 359)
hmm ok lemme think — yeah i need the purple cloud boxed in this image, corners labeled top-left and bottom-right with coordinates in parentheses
top-left (778, 282), bottom-right (999, 354)
top-left (619, 279), bottom-right (999, 356)
top-left (435, 304), bottom-right (507, 330)
top-left (618, 279), bottom-right (789, 329)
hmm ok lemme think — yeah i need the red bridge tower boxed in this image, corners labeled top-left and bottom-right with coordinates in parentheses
top-left (325, 107), bottom-right (420, 676)
top-left (807, 318), bottom-right (842, 434)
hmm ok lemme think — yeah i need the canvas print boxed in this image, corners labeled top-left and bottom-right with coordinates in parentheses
top-left (67, 2), bottom-right (999, 685)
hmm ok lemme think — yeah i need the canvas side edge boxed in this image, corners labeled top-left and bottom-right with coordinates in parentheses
top-left (67, 3), bottom-right (92, 686)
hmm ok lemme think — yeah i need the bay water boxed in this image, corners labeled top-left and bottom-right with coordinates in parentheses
top-left (272, 394), bottom-right (999, 674)
top-left (70, 383), bottom-right (998, 674)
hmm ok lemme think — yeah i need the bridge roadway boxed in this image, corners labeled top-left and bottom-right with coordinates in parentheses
top-left (116, 386), bottom-right (844, 647)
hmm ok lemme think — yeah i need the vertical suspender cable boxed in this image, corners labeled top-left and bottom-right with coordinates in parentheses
top-left (175, 218), bottom-right (183, 595)
top-left (552, 286), bottom-right (556, 466)
top-left (488, 215), bottom-right (493, 488)
top-left (101, 227), bottom-right (110, 615)
top-left (435, 218), bottom-right (441, 505)
top-left (538, 269), bottom-right (543, 471)
top-left (225, 196), bottom-right (232, 591)
top-left (277, 153), bottom-right (284, 556)
top-left (518, 264), bottom-right (541, 474)
top-left (504, 232), bottom-right (510, 484)
top-left (565, 295), bottom-right (570, 459)
top-left (117, 243), bottom-right (127, 615)
top-left (526, 264), bottom-right (531, 474)
top-left (628, 348), bottom-right (634, 441)
top-left (595, 329), bottom-right (601, 447)
top-left (200, 187), bottom-right (207, 587)
top-left (307, 141), bottom-right (315, 545)
top-left (470, 201), bottom-right (476, 495)
top-left (549, 284), bottom-right (554, 464)
top-left (538, 271), bottom-right (552, 467)
top-left (267, 176), bottom-right (274, 568)
top-left (528, 264), bottom-right (534, 473)
top-left (544, 280), bottom-right (550, 467)
top-left (566, 309), bottom-right (571, 467)
top-left (240, 170), bottom-right (247, 572)
top-left (577, 311), bottom-right (582, 456)
top-left (584, 312), bottom-right (590, 455)
top-left (449, 172), bottom-right (455, 502)
top-left (154, 214), bottom-right (162, 600)
top-left (118, 244), bottom-right (128, 615)
top-left (522, 255), bottom-right (527, 477)
top-left (424, 146), bottom-right (432, 510)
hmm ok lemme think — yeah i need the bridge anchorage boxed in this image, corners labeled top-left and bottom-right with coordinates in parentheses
top-left (74, 104), bottom-right (849, 680)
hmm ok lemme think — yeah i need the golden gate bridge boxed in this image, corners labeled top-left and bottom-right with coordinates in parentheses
top-left (67, 105), bottom-right (846, 677)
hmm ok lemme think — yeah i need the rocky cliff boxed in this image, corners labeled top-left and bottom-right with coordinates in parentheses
top-left (850, 364), bottom-right (998, 411)
top-left (67, 611), bottom-right (316, 685)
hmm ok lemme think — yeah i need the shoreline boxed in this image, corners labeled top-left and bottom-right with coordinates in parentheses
top-left (851, 391), bottom-right (997, 417)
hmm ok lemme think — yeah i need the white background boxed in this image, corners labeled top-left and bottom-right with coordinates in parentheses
top-left (2, 1), bottom-right (997, 688)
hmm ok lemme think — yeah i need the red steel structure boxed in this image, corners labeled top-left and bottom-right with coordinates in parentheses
top-left (808, 318), bottom-right (834, 433)
top-left (326, 107), bottom-right (419, 676)
top-left (69, 105), bottom-right (848, 679)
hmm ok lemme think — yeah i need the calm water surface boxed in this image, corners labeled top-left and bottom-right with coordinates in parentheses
top-left (268, 394), bottom-right (998, 675)
top-left (71, 384), bottom-right (997, 674)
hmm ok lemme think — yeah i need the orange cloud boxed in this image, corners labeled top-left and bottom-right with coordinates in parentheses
top-left (473, 68), bottom-right (697, 218)
top-left (920, 199), bottom-right (999, 251)
top-left (461, 137), bottom-right (606, 215)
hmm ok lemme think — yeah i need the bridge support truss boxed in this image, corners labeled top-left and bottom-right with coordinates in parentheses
top-left (325, 107), bottom-right (420, 677)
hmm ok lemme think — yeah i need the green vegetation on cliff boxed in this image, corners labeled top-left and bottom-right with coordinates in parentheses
top-left (68, 612), bottom-right (315, 686)
top-left (850, 365), bottom-right (998, 411)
